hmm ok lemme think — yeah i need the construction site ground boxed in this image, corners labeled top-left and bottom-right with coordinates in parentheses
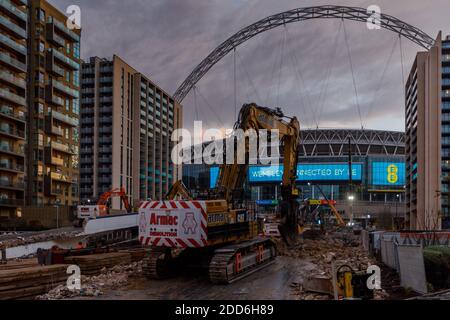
top-left (37, 232), bottom-right (415, 300)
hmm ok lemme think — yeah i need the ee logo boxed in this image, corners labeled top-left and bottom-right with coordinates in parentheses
top-left (387, 164), bottom-right (398, 184)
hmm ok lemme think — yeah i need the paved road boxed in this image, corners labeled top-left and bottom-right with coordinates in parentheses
top-left (90, 256), bottom-right (316, 300)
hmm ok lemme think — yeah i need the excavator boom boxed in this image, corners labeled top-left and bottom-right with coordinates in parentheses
top-left (216, 103), bottom-right (301, 244)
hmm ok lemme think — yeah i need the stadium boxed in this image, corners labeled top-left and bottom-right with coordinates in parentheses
top-left (183, 128), bottom-right (406, 223)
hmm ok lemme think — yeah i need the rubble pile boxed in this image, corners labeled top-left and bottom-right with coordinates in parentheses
top-left (0, 230), bottom-right (81, 249)
top-left (276, 233), bottom-right (390, 300)
top-left (36, 261), bottom-right (143, 300)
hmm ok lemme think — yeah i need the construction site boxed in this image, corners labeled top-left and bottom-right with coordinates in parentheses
top-left (1, 1), bottom-right (450, 306)
top-left (1, 103), bottom-right (449, 301)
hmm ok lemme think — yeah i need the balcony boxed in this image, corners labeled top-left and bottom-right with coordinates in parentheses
top-left (45, 86), bottom-right (64, 107)
top-left (0, 143), bottom-right (24, 157)
top-left (0, 14), bottom-right (26, 39)
top-left (0, 70), bottom-right (25, 89)
top-left (49, 110), bottom-right (78, 127)
top-left (0, 179), bottom-right (24, 190)
top-left (49, 49), bottom-right (79, 71)
top-left (0, 52), bottom-right (26, 73)
top-left (100, 77), bottom-right (113, 84)
top-left (0, 0), bottom-right (27, 21)
top-left (44, 146), bottom-right (64, 167)
top-left (49, 171), bottom-right (72, 184)
top-left (0, 105), bottom-right (25, 123)
top-left (82, 97), bottom-right (94, 104)
top-left (45, 55), bottom-right (64, 78)
top-left (0, 198), bottom-right (24, 207)
top-left (0, 126), bottom-right (25, 139)
top-left (47, 17), bottom-right (80, 43)
top-left (46, 25), bottom-right (64, 48)
top-left (0, 32), bottom-right (26, 56)
top-left (99, 96), bottom-right (112, 104)
top-left (51, 79), bottom-right (79, 99)
top-left (45, 117), bottom-right (64, 136)
top-left (0, 162), bottom-right (24, 173)
top-left (99, 87), bottom-right (112, 94)
top-left (49, 141), bottom-right (75, 154)
top-left (0, 87), bottom-right (25, 106)
top-left (82, 78), bottom-right (95, 85)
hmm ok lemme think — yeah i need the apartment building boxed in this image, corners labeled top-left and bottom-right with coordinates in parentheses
top-left (25, 0), bottom-right (81, 210)
top-left (80, 55), bottom-right (182, 210)
top-left (405, 32), bottom-right (447, 230)
top-left (0, 0), bottom-right (28, 218)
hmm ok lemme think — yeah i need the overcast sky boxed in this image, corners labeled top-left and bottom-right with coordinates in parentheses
top-left (52, 0), bottom-right (450, 132)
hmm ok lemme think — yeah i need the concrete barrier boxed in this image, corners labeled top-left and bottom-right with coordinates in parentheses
top-left (397, 244), bottom-right (428, 294)
top-left (380, 238), bottom-right (399, 271)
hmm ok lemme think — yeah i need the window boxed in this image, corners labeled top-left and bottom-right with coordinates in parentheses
top-left (74, 43), bottom-right (80, 59)
top-left (35, 71), bottom-right (44, 84)
top-left (65, 99), bottom-right (70, 112)
top-left (73, 71), bottom-right (79, 87)
top-left (36, 9), bottom-right (45, 22)
top-left (37, 41), bottom-right (45, 53)
top-left (72, 99), bottom-right (79, 115)
top-left (66, 43), bottom-right (71, 55)
top-left (65, 71), bottom-right (70, 83)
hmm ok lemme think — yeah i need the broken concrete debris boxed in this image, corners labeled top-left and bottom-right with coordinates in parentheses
top-left (36, 261), bottom-right (143, 300)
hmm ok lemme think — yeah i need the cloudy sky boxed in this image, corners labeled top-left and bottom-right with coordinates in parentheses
top-left (52, 0), bottom-right (450, 132)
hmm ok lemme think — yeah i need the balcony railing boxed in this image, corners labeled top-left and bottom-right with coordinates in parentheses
top-left (50, 49), bottom-right (79, 71)
top-left (49, 110), bottom-right (78, 127)
top-left (50, 172), bottom-right (72, 183)
top-left (0, 144), bottom-right (24, 156)
top-left (0, 52), bottom-right (26, 73)
top-left (47, 17), bottom-right (80, 42)
top-left (49, 141), bottom-right (74, 154)
top-left (0, 180), bottom-right (25, 189)
top-left (0, 14), bottom-right (26, 39)
top-left (0, 0), bottom-right (27, 22)
top-left (45, 86), bottom-right (64, 107)
top-left (0, 126), bottom-right (25, 139)
top-left (0, 32), bottom-right (26, 55)
top-left (0, 70), bottom-right (26, 89)
top-left (51, 79), bottom-right (79, 98)
top-left (0, 198), bottom-right (24, 206)
top-left (0, 161), bottom-right (24, 172)
top-left (0, 88), bottom-right (26, 106)
top-left (46, 27), bottom-right (64, 48)
top-left (0, 105), bottom-right (25, 122)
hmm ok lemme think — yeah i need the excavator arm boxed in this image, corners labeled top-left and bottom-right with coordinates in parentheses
top-left (97, 187), bottom-right (132, 213)
top-left (216, 103), bottom-right (301, 243)
top-left (165, 180), bottom-right (192, 200)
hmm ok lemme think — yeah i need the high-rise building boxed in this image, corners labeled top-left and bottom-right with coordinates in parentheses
top-left (0, 0), bottom-right (28, 218)
top-left (25, 0), bottom-right (81, 211)
top-left (405, 32), bottom-right (450, 230)
top-left (80, 55), bottom-right (182, 210)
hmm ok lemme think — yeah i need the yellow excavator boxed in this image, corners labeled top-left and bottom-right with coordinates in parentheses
top-left (139, 103), bottom-right (301, 283)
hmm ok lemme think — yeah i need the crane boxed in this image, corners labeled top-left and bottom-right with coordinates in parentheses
top-left (139, 103), bottom-right (301, 284)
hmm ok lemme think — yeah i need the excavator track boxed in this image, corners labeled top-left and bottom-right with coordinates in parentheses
top-left (143, 247), bottom-right (173, 279)
top-left (209, 237), bottom-right (277, 284)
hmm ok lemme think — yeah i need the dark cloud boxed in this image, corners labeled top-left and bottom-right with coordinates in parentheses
top-left (51, 0), bottom-right (450, 132)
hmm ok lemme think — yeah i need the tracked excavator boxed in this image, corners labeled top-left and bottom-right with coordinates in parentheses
top-left (138, 103), bottom-right (301, 284)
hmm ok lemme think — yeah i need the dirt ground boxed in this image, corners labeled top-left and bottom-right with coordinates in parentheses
top-left (66, 256), bottom-right (315, 300)
top-left (39, 232), bottom-right (405, 300)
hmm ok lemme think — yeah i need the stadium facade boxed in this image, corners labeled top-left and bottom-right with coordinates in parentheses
top-left (183, 128), bottom-right (406, 223)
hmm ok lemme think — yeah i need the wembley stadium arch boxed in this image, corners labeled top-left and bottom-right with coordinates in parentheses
top-left (174, 5), bottom-right (435, 102)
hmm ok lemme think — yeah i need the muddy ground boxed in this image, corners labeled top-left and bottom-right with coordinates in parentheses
top-left (38, 233), bottom-right (409, 300)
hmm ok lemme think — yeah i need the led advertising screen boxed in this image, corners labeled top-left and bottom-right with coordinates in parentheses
top-left (371, 162), bottom-right (405, 186)
top-left (247, 163), bottom-right (363, 183)
top-left (210, 166), bottom-right (220, 188)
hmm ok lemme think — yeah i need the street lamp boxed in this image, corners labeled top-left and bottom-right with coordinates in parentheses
top-left (348, 194), bottom-right (355, 224)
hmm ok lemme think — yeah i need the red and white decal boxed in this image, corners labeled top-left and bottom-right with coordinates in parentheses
top-left (139, 201), bottom-right (208, 248)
